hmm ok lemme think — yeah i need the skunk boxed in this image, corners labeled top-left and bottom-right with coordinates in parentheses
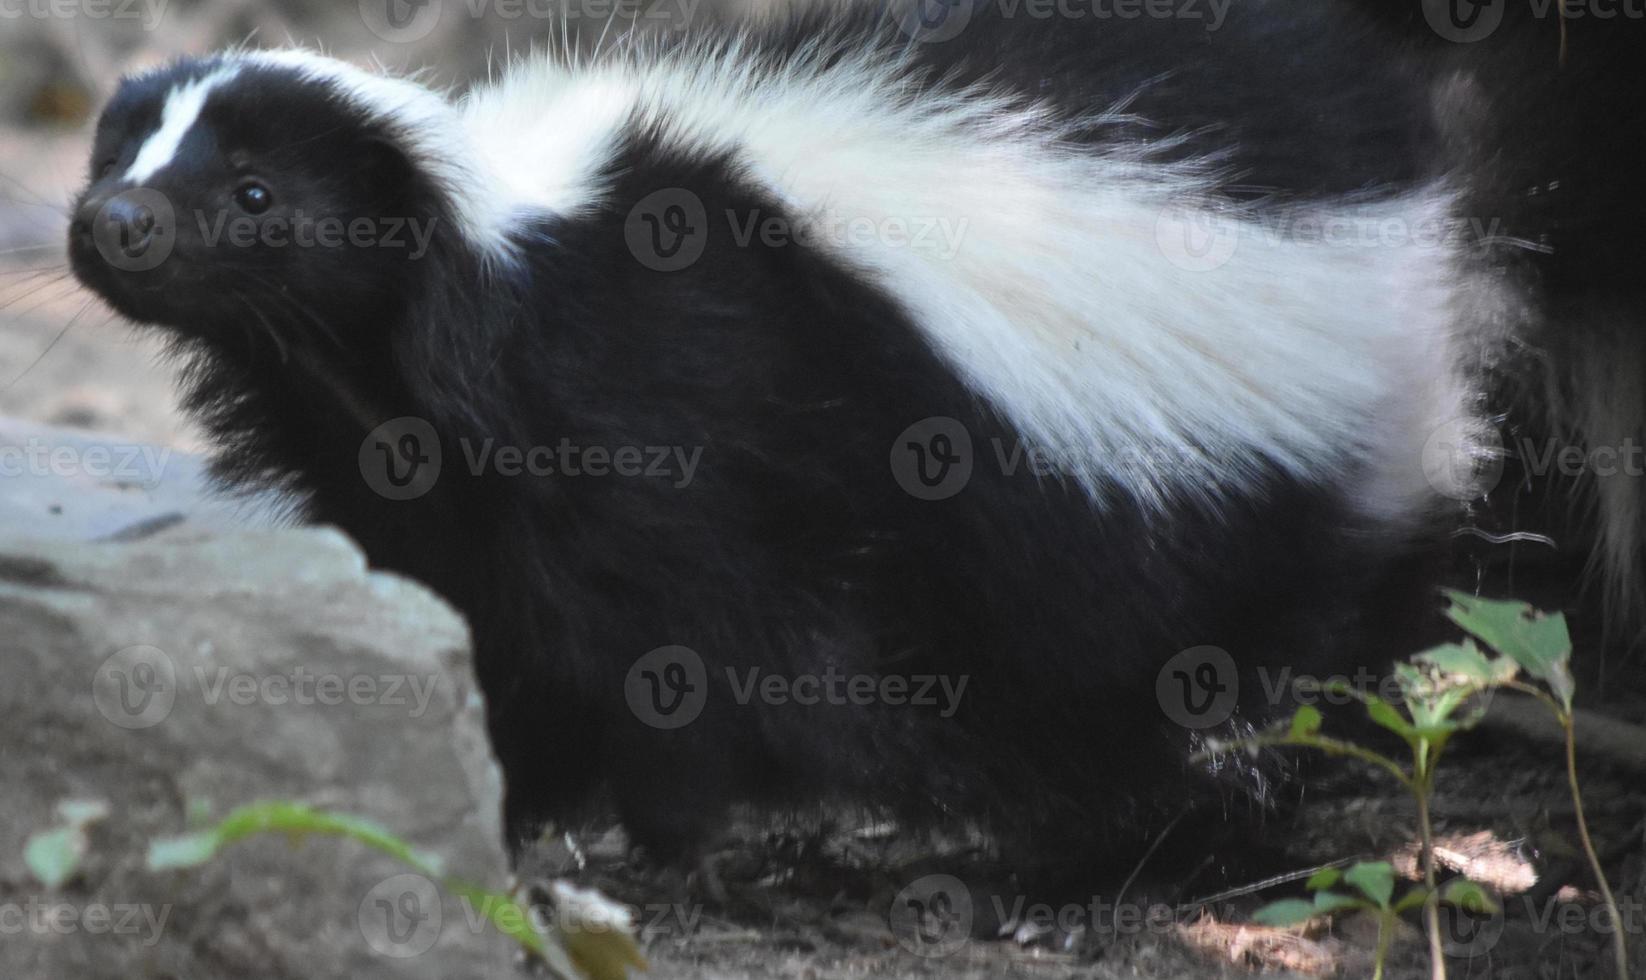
top-left (67, 0), bottom-right (1646, 873)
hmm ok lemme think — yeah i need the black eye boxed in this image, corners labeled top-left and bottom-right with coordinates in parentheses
top-left (96, 159), bottom-right (116, 179)
top-left (234, 182), bottom-right (272, 215)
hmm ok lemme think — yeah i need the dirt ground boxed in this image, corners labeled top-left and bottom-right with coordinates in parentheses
top-left (527, 709), bottom-right (1646, 980)
top-left (4, 55), bottom-right (1646, 980)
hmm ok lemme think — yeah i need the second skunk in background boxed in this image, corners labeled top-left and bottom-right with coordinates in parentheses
top-left (67, 0), bottom-right (1646, 879)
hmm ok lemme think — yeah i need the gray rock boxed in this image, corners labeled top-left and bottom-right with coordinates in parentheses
top-left (0, 416), bottom-right (289, 542)
top-left (0, 522), bottom-right (525, 979)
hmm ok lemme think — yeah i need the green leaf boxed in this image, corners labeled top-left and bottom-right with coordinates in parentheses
top-left (1305, 867), bottom-right (1342, 891)
top-left (1252, 899), bottom-right (1319, 927)
top-left (1312, 891), bottom-right (1365, 915)
top-left (1392, 661), bottom-right (1427, 691)
top-left (1444, 592), bottom-right (1575, 709)
top-left (146, 831), bottom-right (222, 871)
top-left (1344, 861), bottom-right (1396, 910)
top-left (1409, 688), bottom-right (1466, 738)
top-left (1414, 641), bottom-right (1497, 685)
top-left (1419, 687), bottom-right (1473, 728)
top-left (1291, 705), bottom-right (1324, 738)
top-left (25, 827), bottom-right (85, 890)
top-left (147, 802), bottom-right (445, 878)
top-left (24, 798), bottom-right (110, 889)
top-left (142, 801), bottom-right (650, 978)
top-left (1393, 886), bottom-right (1434, 914)
top-left (1319, 678), bottom-right (1372, 706)
top-left (1365, 696), bottom-right (1416, 740)
top-left (56, 800), bottom-right (110, 826)
top-left (1440, 879), bottom-right (1500, 915)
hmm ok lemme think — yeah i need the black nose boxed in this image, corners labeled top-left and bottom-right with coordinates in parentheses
top-left (72, 187), bottom-right (175, 270)
top-left (77, 193), bottom-right (156, 252)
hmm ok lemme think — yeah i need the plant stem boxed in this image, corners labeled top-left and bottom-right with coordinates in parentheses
top-left (1565, 715), bottom-right (1629, 978)
top-left (1374, 912), bottom-right (1393, 980)
top-left (1560, 0), bottom-right (1570, 67)
top-left (1415, 757), bottom-right (1448, 980)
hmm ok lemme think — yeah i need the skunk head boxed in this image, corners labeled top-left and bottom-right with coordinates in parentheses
top-left (68, 52), bottom-right (496, 347)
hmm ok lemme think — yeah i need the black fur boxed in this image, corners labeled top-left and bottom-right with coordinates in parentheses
top-left (65, 0), bottom-right (1638, 878)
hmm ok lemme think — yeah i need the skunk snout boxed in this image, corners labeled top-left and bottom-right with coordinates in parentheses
top-left (87, 194), bottom-right (156, 251)
top-left (69, 185), bottom-right (180, 283)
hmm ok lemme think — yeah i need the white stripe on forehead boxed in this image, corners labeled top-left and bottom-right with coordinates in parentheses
top-left (123, 65), bottom-right (241, 184)
top-left (231, 49), bottom-right (520, 265)
top-left (118, 49), bottom-right (520, 265)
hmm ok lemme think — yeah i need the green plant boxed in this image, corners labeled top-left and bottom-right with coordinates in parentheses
top-left (1253, 861), bottom-right (1494, 980)
top-left (23, 799), bottom-right (110, 889)
top-left (146, 801), bottom-right (647, 980)
top-left (1213, 592), bottom-right (1625, 980)
top-left (1442, 593), bottom-right (1626, 980)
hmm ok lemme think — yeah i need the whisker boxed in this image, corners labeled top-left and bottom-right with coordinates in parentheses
top-left (0, 276), bottom-right (79, 314)
top-left (0, 269), bottom-right (70, 297)
top-left (245, 275), bottom-right (344, 351)
top-left (236, 287), bottom-right (292, 365)
top-left (0, 296), bottom-right (95, 393)
top-left (0, 243), bottom-right (65, 257)
top-left (0, 173), bottom-right (70, 213)
top-left (0, 267), bottom-right (72, 292)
